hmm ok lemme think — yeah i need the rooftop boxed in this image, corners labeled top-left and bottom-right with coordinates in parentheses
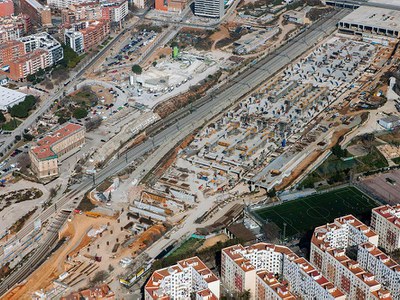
top-left (340, 6), bottom-right (400, 32)
top-left (373, 205), bottom-right (400, 229)
top-left (145, 256), bottom-right (219, 300)
top-left (0, 86), bottom-right (26, 108)
top-left (31, 123), bottom-right (83, 160)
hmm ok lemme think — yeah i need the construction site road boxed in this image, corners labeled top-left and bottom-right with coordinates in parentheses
top-left (0, 9), bottom-right (349, 296)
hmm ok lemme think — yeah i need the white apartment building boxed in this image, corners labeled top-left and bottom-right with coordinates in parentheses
top-left (194, 0), bottom-right (224, 19)
top-left (256, 271), bottom-right (296, 300)
top-left (310, 215), bottom-right (392, 300)
top-left (358, 242), bottom-right (400, 299)
top-left (371, 205), bottom-right (400, 252)
top-left (310, 215), bottom-right (379, 273)
top-left (64, 30), bottom-right (84, 54)
top-left (145, 256), bottom-right (220, 300)
top-left (221, 243), bottom-right (345, 300)
top-left (324, 248), bottom-right (390, 299)
top-left (18, 32), bottom-right (63, 65)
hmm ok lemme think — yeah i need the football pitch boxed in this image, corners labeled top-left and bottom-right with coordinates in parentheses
top-left (252, 186), bottom-right (380, 237)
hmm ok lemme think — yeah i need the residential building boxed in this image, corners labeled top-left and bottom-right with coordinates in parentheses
top-left (358, 242), bottom-right (400, 299)
top-left (64, 20), bottom-right (110, 53)
top-left (18, 32), bottom-right (63, 65)
top-left (0, 40), bottom-right (25, 67)
top-left (64, 30), bottom-right (84, 54)
top-left (29, 123), bottom-right (85, 179)
top-left (47, 0), bottom-right (91, 9)
top-left (371, 205), bottom-right (400, 252)
top-left (221, 243), bottom-right (345, 300)
top-left (101, 0), bottom-right (128, 23)
top-left (310, 215), bottom-right (392, 299)
top-left (0, 14), bottom-right (32, 43)
top-left (0, 32), bottom-right (63, 80)
top-left (255, 271), bottom-right (296, 300)
top-left (310, 215), bottom-right (379, 273)
top-left (0, 86), bottom-right (27, 111)
top-left (194, 0), bottom-right (224, 19)
top-left (7, 49), bottom-right (49, 81)
top-left (0, 0), bottom-right (14, 17)
top-left (61, 2), bottom-right (103, 25)
top-left (145, 256), bottom-right (220, 299)
top-left (20, 0), bottom-right (51, 26)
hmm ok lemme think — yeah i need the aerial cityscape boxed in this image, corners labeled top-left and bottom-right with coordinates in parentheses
top-left (0, 0), bottom-right (400, 298)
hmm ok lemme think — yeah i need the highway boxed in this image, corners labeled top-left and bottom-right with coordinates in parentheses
top-left (0, 8), bottom-right (349, 296)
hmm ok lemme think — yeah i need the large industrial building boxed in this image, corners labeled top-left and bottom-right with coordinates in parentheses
top-left (0, 86), bottom-right (27, 111)
top-left (338, 6), bottom-right (400, 42)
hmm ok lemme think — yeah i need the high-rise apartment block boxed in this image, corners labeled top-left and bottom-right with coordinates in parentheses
top-left (145, 256), bottom-right (220, 300)
top-left (310, 215), bottom-right (393, 299)
top-left (358, 242), bottom-right (400, 299)
top-left (64, 20), bottom-right (110, 54)
top-left (371, 205), bottom-right (400, 252)
top-left (194, 0), bottom-right (224, 19)
top-left (0, 0), bottom-right (14, 17)
top-left (221, 243), bottom-right (345, 300)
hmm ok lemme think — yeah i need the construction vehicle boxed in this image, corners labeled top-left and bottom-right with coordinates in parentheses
top-left (85, 212), bottom-right (101, 218)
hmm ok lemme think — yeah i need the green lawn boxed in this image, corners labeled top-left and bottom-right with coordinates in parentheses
top-left (253, 186), bottom-right (380, 237)
top-left (167, 237), bottom-right (204, 259)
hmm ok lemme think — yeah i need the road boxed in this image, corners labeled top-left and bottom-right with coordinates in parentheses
top-left (0, 9), bottom-right (349, 296)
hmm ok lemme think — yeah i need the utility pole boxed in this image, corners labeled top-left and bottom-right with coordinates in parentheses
top-left (283, 223), bottom-right (287, 242)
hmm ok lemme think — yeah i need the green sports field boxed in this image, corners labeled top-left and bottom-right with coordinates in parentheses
top-left (253, 186), bottom-right (380, 237)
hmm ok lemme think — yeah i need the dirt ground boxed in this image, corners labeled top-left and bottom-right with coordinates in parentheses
top-left (3, 215), bottom-right (107, 300)
top-left (91, 85), bottom-right (115, 105)
top-left (198, 234), bottom-right (229, 251)
top-left (210, 26), bottom-right (230, 51)
top-left (146, 47), bottom-right (172, 68)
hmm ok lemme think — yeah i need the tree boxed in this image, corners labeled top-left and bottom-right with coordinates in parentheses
top-left (152, 61), bottom-right (157, 67)
top-left (23, 133), bottom-right (34, 141)
top-left (58, 116), bottom-right (68, 124)
top-left (0, 111), bottom-right (5, 123)
top-left (73, 107), bottom-right (88, 119)
top-left (132, 64), bottom-right (142, 75)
